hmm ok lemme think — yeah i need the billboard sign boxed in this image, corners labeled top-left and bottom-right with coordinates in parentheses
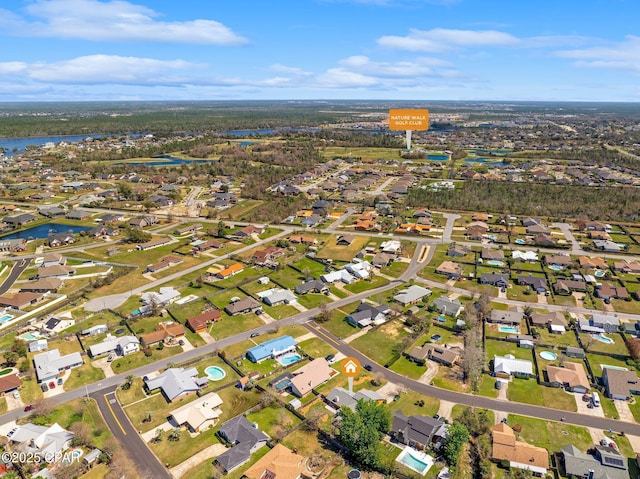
top-left (388, 109), bottom-right (429, 131)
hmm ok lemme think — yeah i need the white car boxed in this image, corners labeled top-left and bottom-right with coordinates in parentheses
top-left (12, 390), bottom-right (19, 399)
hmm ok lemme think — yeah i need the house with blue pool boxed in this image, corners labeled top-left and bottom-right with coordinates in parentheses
top-left (246, 335), bottom-right (297, 363)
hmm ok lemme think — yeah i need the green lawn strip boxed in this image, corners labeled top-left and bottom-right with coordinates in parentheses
top-left (320, 310), bottom-right (360, 339)
top-left (245, 405), bottom-right (301, 438)
top-left (586, 354), bottom-right (630, 377)
top-left (506, 378), bottom-right (577, 411)
top-left (263, 304), bottom-right (299, 320)
top-left (297, 293), bottom-right (332, 309)
top-left (451, 405), bottom-right (495, 424)
top-left (223, 339), bottom-right (256, 360)
top-left (291, 257), bottom-right (326, 277)
top-left (237, 357), bottom-right (283, 377)
top-left (627, 399), bottom-right (640, 422)
top-left (329, 285), bottom-right (349, 299)
top-left (66, 310), bottom-right (124, 334)
top-left (484, 338), bottom-right (534, 369)
top-left (380, 261), bottom-right (409, 277)
top-left (578, 332), bottom-right (625, 354)
top-left (64, 363), bottom-right (106, 390)
top-left (387, 390), bottom-right (439, 417)
top-left (298, 337), bottom-right (337, 359)
top-left (536, 329), bottom-right (579, 348)
top-left (79, 463), bottom-right (109, 479)
top-left (431, 368), bottom-right (467, 392)
top-left (600, 397), bottom-right (620, 419)
top-left (150, 429), bottom-right (219, 467)
top-left (116, 378), bottom-right (148, 405)
top-left (216, 387), bottom-right (263, 423)
top-left (506, 414), bottom-right (593, 452)
top-left (110, 345), bottom-right (183, 373)
top-left (0, 397), bottom-right (7, 414)
top-left (209, 288), bottom-right (248, 309)
top-left (388, 356), bottom-right (426, 380)
top-left (350, 320), bottom-right (410, 366)
top-left (210, 313), bottom-right (264, 340)
top-left (168, 298), bottom-right (211, 321)
top-left (343, 276), bottom-right (389, 294)
top-left (269, 267), bottom-right (305, 289)
top-left (215, 267), bottom-right (265, 289)
top-left (474, 374), bottom-right (500, 398)
top-left (19, 374), bottom-right (43, 404)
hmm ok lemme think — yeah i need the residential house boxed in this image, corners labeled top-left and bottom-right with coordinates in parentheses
top-left (252, 246), bottom-right (285, 266)
top-left (613, 260), bottom-right (640, 274)
top-left (89, 335), bottom-right (140, 358)
top-left (390, 412), bottom-right (446, 450)
top-left (39, 207), bottom-right (66, 218)
top-left (3, 213), bottom-right (37, 226)
top-left (345, 302), bottom-right (389, 328)
top-left (217, 263), bottom-right (244, 279)
top-left (215, 416), bottom-right (269, 473)
top-left (408, 343), bottom-right (459, 367)
top-left (0, 374), bottom-right (21, 395)
top-left (288, 234), bottom-right (317, 245)
top-left (480, 274), bottom-right (509, 288)
top-left (246, 336), bottom-right (297, 363)
top-left (344, 260), bottom-right (372, 280)
top-left (140, 322), bottom-right (186, 347)
top-left (174, 224), bottom-right (202, 236)
top-left (224, 297), bottom-right (262, 316)
top-left (578, 256), bottom-right (608, 270)
top-left (559, 445), bottom-right (628, 479)
top-left (578, 313), bottom-right (620, 334)
top-left (489, 310), bottom-right (523, 326)
top-left (186, 309), bottom-right (221, 334)
top-left (290, 358), bottom-right (334, 397)
top-left (169, 391), bottom-right (223, 433)
top-left (512, 250), bottom-right (539, 262)
top-left (554, 279), bottom-right (587, 295)
top-left (20, 278), bottom-right (62, 293)
top-left (593, 240), bottom-right (623, 252)
top-left (447, 244), bottom-right (471, 257)
top-left (595, 283), bottom-right (629, 301)
top-left (243, 444), bottom-right (307, 479)
top-left (136, 236), bottom-right (172, 251)
top-left (65, 210), bottom-right (91, 220)
top-left (33, 349), bottom-right (83, 383)
top-left (491, 423), bottom-right (548, 476)
top-left (41, 317), bottom-right (75, 335)
top-left (141, 287), bottom-right (181, 307)
top-left (526, 223), bottom-right (551, 234)
top-left (144, 367), bottom-right (209, 402)
top-left (435, 261), bottom-right (463, 279)
top-left (37, 265), bottom-right (75, 279)
top-left (87, 225), bottom-right (119, 238)
top-left (432, 297), bottom-right (463, 318)
top-left (545, 255), bottom-right (573, 268)
top-left (0, 292), bottom-right (45, 310)
top-left (325, 387), bottom-right (385, 411)
top-left (529, 311), bottom-right (567, 332)
top-left (546, 362), bottom-right (590, 393)
top-left (481, 248), bottom-right (504, 261)
top-left (336, 235), bottom-right (355, 246)
top-left (0, 238), bottom-right (27, 252)
top-left (262, 289), bottom-right (297, 307)
top-left (193, 239), bottom-right (223, 252)
top-left (129, 215), bottom-right (158, 228)
top-left (381, 240), bottom-right (402, 254)
top-left (493, 354), bottom-right (533, 377)
top-left (321, 269), bottom-right (356, 284)
top-left (232, 225), bottom-right (264, 239)
top-left (10, 423), bottom-right (74, 463)
top-left (48, 232), bottom-right (76, 247)
top-left (80, 324), bottom-right (108, 336)
top-left (40, 253), bottom-right (66, 268)
top-left (517, 276), bottom-right (548, 293)
top-left (394, 285), bottom-right (432, 306)
top-left (602, 368), bottom-right (640, 400)
top-left (294, 279), bottom-right (329, 295)
top-left (372, 252), bottom-right (394, 267)
top-left (145, 255), bottom-right (183, 273)
top-left (28, 339), bottom-right (48, 353)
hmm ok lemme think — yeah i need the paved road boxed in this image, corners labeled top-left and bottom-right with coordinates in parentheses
top-left (0, 259), bottom-right (31, 295)
top-left (441, 213), bottom-right (460, 243)
top-left (304, 321), bottom-right (640, 435)
top-left (553, 222), bottom-right (582, 253)
top-left (91, 386), bottom-right (171, 479)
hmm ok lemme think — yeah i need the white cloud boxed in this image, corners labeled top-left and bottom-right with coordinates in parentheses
top-left (338, 55), bottom-right (451, 77)
top-left (0, 0), bottom-right (247, 45)
top-left (556, 36), bottom-right (640, 74)
top-left (378, 28), bottom-right (518, 52)
top-left (1, 55), bottom-right (202, 85)
top-left (269, 64), bottom-right (312, 76)
top-left (315, 69), bottom-right (381, 88)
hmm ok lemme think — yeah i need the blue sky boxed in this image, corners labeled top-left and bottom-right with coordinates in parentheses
top-left (0, 0), bottom-right (639, 102)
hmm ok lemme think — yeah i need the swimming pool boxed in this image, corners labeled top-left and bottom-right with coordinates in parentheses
top-left (396, 447), bottom-right (433, 475)
top-left (594, 270), bottom-right (605, 278)
top-left (0, 314), bottom-right (13, 323)
top-left (499, 326), bottom-right (520, 334)
top-left (204, 366), bottom-right (227, 381)
top-left (431, 334), bottom-right (442, 341)
top-left (435, 316), bottom-right (446, 323)
top-left (595, 334), bottom-right (614, 344)
top-left (540, 351), bottom-right (557, 361)
top-left (278, 353), bottom-right (302, 366)
top-left (487, 260), bottom-right (504, 266)
top-left (19, 332), bottom-right (40, 340)
top-left (514, 239), bottom-right (526, 245)
top-left (548, 264), bottom-right (564, 271)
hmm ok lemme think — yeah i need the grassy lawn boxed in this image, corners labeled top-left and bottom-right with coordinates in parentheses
top-left (167, 298), bottom-right (211, 322)
top-left (291, 257), bottom-right (326, 277)
top-left (215, 267), bottom-right (264, 289)
top-left (246, 405), bottom-right (301, 438)
top-left (343, 275), bottom-right (389, 294)
top-left (628, 398), bottom-right (640, 422)
top-left (388, 356), bottom-right (427, 380)
top-left (484, 338), bottom-right (534, 369)
top-left (0, 397), bottom-right (7, 414)
top-left (380, 260), bottom-right (409, 277)
top-left (451, 405), bottom-right (495, 424)
top-left (586, 354), bottom-right (631, 377)
top-left (209, 312), bottom-right (265, 340)
top-left (431, 367), bottom-right (468, 393)
top-left (150, 428), bottom-right (219, 467)
top-left (110, 344), bottom-right (183, 373)
top-left (297, 292), bottom-right (332, 309)
top-left (536, 328), bottom-right (579, 348)
top-left (216, 387), bottom-right (263, 423)
top-left (319, 308), bottom-right (362, 339)
top-left (474, 374), bottom-right (500, 398)
top-left (79, 464), bottom-right (109, 479)
top-left (64, 363), bottom-right (106, 390)
top-left (387, 389), bottom-right (439, 417)
top-left (263, 304), bottom-right (299, 320)
top-left (350, 320), bottom-right (411, 366)
top-left (507, 379), bottom-right (577, 411)
top-left (116, 377), bottom-right (148, 405)
top-left (507, 414), bottom-right (592, 452)
top-left (316, 235), bottom-right (371, 262)
top-left (578, 332), bottom-right (625, 354)
top-left (19, 374), bottom-right (43, 404)
top-left (600, 397), bottom-right (620, 419)
top-left (269, 267), bottom-right (305, 289)
top-left (298, 337), bottom-right (337, 359)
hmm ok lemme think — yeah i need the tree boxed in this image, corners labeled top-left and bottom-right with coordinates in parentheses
top-left (337, 406), bottom-right (384, 470)
top-left (122, 374), bottom-right (135, 390)
top-left (443, 422), bottom-right (469, 469)
top-left (168, 428), bottom-right (181, 441)
top-left (3, 351), bottom-right (18, 367)
top-left (152, 428), bottom-right (164, 443)
top-left (69, 422), bottom-right (93, 446)
top-left (355, 399), bottom-right (391, 434)
top-left (122, 226), bottom-right (151, 244)
top-left (216, 220), bottom-right (227, 238)
top-left (316, 302), bottom-right (330, 323)
top-left (143, 412), bottom-right (152, 423)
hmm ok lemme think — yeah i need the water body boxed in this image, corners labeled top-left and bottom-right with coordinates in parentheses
top-left (426, 154), bottom-right (449, 161)
top-left (0, 133), bottom-right (145, 156)
top-left (1, 222), bottom-right (90, 240)
top-left (465, 157), bottom-right (507, 167)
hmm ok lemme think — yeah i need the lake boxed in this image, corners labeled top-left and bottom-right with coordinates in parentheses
top-left (119, 155), bottom-right (212, 167)
top-left (426, 154), bottom-right (449, 161)
top-left (1, 223), bottom-right (91, 240)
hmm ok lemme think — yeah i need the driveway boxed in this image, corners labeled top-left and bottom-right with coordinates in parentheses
top-left (170, 443), bottom-right (226, 478)
top-left (573, 392), bottom-right (604, 417)
top-left (93, 356), bottom-right (116, 378)
top-left (614, 400), bottom-right (636, 423)
top-left (437, 400), bottom-right (455, 420)
top-left (5, 392), bottom-right (24, 411)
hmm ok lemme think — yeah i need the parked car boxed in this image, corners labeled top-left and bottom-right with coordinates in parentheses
top-left (12, 390), bottom-right (20, 399)
top-left (178, 339), bottom-right (185, 346)
top-left (364, 364), bottom-right (373, 372)
top-left (41, 383), bottom-right (48, 392)
top-left (325, 354), bottom-right (335, 364)
top-left (24, 404), bottom-right (35, 412)
top-left (49, 381), bottom-right (55, 389)
top-left (57, 378), bottom-right (63, 386)
top-left (250, 332), bottom-right (260, 338)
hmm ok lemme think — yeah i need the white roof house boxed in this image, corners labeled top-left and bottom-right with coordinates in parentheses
top-left (381, 240), bottom-right (401, 254)
top-left (11, 423), bottom-right (73, 462)
top-left (321, 270), bottom-right (356, 284)
top-left (89, 335), bottom-right (140, 357)
top-left (394, 285), bottom-right (432, 305)
top-left (141, 287), bottom-right (180, 306)
top-left (512, 250), bottom-right (538, 262)
top-left (493, 354), bottom-right (533, 376)
top-left (144, 367), bottom-right (208, 402)
top-left (169, 391), bottom-right (223, 432)
top-left (262, 289), bottom-right (298, 306)
top-left (33, 349), bottom-right (83, 383)
top-left (344, 261), bottom-right (371, 279)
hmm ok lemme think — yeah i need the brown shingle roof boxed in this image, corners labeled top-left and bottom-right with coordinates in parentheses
top-left (491, 423), bottom-right (549, 470)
